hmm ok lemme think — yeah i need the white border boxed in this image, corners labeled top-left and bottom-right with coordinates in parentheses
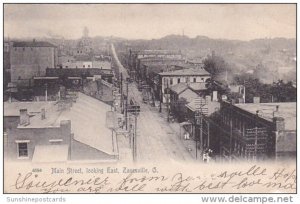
top-left (0, 1), bottom-right (299, 204)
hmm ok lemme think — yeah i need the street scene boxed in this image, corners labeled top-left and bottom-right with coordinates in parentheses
top-left (3, 4), bottom-right (296, 166)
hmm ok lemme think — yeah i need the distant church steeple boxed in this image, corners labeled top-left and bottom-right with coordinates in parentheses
top-left (83, 26), bottom-right (89, 38)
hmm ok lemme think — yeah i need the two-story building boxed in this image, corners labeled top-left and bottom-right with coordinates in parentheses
top-left (4, 92), bottom-right (118, 162)
top-left (158, 67), bottom-right (211, 103)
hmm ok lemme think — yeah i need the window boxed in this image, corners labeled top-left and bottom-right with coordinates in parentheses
top-left (88, 65), bottom-right (90, 68)
top-left (23, 48), bottom-right (25, 51)
top-left (193, 78), bottom-right (196, 83)
top-left (201, 78), bottom-right (204, 81)
top-left (170, 78), bottom-right (173, 85)
top-left (17, 142), bottom-right (28, 158)
top-left (83, 65), bottom-right (85, 68)
top-left (177, 78), bottom-right (180, 83)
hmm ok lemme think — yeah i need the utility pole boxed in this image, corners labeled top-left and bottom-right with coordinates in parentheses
top-left (166, 81), bottom-right (170, 122)
top-left (125, 80), bottom-right (129, 130)
top-left (132, 107), bottom-right (138, 162)
top-left (229, 102), bottom-right (233, 161)
top-left (254, 111), bottom-right (259, 161)
top-left (159, 91), bottom-right (162, 113)
top-left (120, 73), bottom-right (123, 113)
top-left (195, 110), bottom-right (201, 160)
top-left (128, 100), bottom-right (140, 162)
top-left (200, 114), bottom-right (203, 158)
top-left (243, 80), bottom-right (246, 103)
top-left (134, 109), bottom-right (137, 161)
top-left (207, 121), bottom-right (210, 148)
top-left (45, 83), bottom-right (48, 101)
top-left (195, 137), bottom-right (198, 160)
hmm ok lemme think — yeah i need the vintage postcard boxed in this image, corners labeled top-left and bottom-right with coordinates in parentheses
top-left (2, 3), bottom-right (296, 195)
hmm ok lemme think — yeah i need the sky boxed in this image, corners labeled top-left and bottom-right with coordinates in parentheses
top-left (4, 4), bottom-right (296, 41)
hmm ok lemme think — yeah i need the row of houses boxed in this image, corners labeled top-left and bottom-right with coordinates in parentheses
top-left (126, 48), bottom-right (296, 161)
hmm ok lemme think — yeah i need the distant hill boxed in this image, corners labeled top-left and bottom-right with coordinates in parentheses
top-left (121, 34), bottom-right (296, 83)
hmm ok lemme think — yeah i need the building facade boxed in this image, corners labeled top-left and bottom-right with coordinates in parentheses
top-left (217, 102), bottom-right (296, 161)
top-left (159, 68), bottom-right (211, 103)
top-left (10, 40), bottom-right (58, 86)
top-left (4, 94), bottom-right (118, 162)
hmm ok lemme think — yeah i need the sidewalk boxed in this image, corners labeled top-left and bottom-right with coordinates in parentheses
top-left (149, 103), bottom-right (204, 161)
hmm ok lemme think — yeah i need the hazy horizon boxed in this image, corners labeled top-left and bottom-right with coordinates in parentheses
top-left (4, 4), bottom-right (296, 41)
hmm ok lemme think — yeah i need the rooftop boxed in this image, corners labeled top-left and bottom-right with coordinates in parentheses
top-left (15, 101), bottom-right (65, 129)
top-left (142, 60), bottom-right (186, 67)
top-left (46, 68), bottom-right (113, 77)
top-left (140, 58), bottom-right (185, 63)
top-left (178, 89), bottom-right (199, 103)
top-left (137, 50), bottom-right (182, 55)
top-left (4, 101), bottom-right (55, 117)
top-left (159, 68), bottom-right (210, 76)
top-left (175, 64), bottom-right (204, 69)
top-left (13, 41), bottom-right (56, 48)
top-left (186, 96), bottom-right (207, 111)
top-left (5, 93), bottom-right (116, 155)
top-left (59, 92), bottom-right (115, 155)
top-left (235, 102), bottom-right (296, 130)
top-left (169, 83), bottom-right (189, 94)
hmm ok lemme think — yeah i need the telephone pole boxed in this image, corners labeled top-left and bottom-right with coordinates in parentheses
top-left (120, 73), bottom-right (123, 113)
top-left (125, 80), bottom-right (129, 130)
top-left (127, 99), bottom-right (140, 162)
top-left (166, 81), bottom-right (170, 122)
top-left (45, 83), bottom-right (48, 101)
top-left (133, 108), bottom-right (137, 161)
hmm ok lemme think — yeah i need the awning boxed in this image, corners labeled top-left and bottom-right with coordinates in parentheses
top-left (32, 145), bottom-right (69, 163)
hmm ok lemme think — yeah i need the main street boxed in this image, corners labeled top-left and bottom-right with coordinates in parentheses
top-left (111, 44), bottom-right (194, 163)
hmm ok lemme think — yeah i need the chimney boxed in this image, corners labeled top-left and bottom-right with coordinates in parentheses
top-left (41, 108), bottom-right (46, 120)
top-left (273, 117), bottom-right (285, 132)
top-left (212, 91), bottom-right (218, 101)
top-left (19, 109), bottom-right (30, 126)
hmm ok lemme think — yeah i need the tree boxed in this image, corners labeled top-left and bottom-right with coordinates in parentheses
top-left (271, 80), bottom-right (296, 102)
top-left (232, 73), bottom-right (273, 103)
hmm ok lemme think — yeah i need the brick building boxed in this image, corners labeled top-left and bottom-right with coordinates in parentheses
top-left (4, 93), bottom-right (118, 162)
top-left (217, 102), bottom-right (296, 161)
top-left (10, 40), bottom-right (58, 86)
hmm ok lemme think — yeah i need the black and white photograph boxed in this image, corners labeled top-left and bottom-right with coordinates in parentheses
top-left (2, 3), bottom-right (297, 196)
